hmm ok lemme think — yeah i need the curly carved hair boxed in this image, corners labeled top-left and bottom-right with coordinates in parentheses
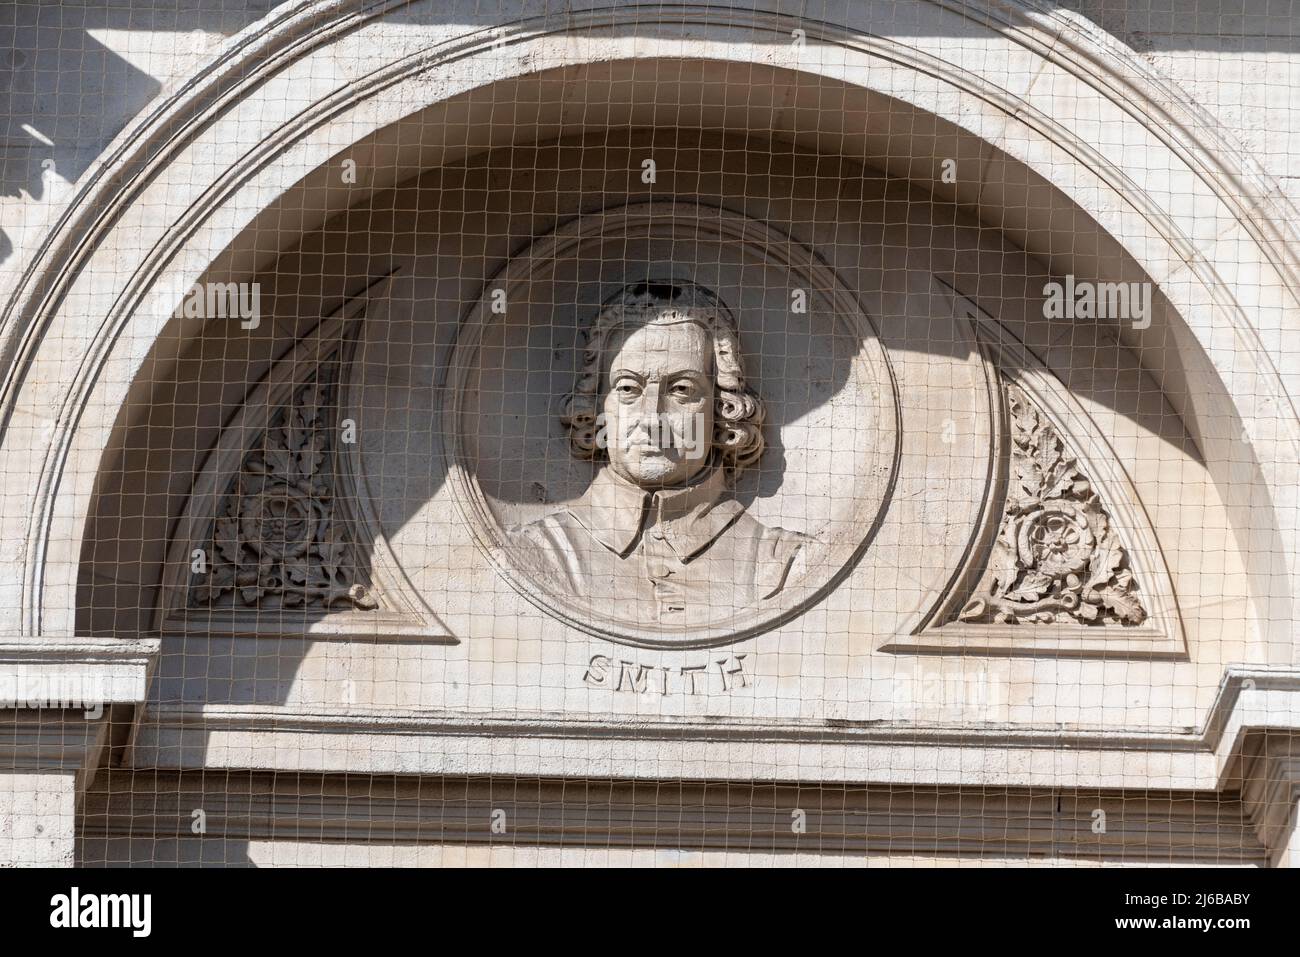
top-left (559, 280), bottom-right (765, 472)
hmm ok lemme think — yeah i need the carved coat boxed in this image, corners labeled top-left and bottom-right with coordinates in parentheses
top-left (510, 466), bottom-right (807, 626)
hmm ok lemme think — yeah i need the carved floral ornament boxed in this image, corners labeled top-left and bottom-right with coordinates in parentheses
top-left (957, 384), bottom-right (1148, 627)
top-left (185, 353), bottom-right (376, 614)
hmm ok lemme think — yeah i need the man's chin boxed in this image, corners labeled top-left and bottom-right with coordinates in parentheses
top-left (630, 467), bottom-right (678, 486)
top-left (617, 459), bottom-right (701, 488)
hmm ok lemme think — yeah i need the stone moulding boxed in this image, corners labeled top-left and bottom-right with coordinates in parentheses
top-left (0, 636), bottom-right (158, 779)
top-left (87, 666), bottom-right (1300, 862)
top-left (76, 767), bottom-right (1270, 865)
top-left (120, 667), bottom-right (1300, 790)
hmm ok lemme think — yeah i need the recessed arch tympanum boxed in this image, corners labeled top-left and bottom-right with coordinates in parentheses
top-left (0, 1), bottom-right (1293, 695)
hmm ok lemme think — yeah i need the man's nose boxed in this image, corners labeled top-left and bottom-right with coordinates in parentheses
top-left (637, 381), bottom-right (666, 416)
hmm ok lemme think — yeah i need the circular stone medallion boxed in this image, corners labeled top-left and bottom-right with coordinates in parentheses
top-left (446, 201), bottom-right (897, 648)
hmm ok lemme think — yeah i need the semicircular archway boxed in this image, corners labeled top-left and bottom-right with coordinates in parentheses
top-left (3, 0), bottom-right (1300, 867)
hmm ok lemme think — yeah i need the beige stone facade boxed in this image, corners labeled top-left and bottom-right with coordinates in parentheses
top-left (2, 0), bottom-right (1299, 867)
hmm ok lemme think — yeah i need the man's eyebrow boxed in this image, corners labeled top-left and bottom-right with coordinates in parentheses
top-left (606, 368), bottom-right (708, 380)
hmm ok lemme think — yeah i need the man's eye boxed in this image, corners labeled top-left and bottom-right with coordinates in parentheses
top-left (614, 382), bottom-right (640, 396)
top-left (672, 382), bottom-right (699, 398)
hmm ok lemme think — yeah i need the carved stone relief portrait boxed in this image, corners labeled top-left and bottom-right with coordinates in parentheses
top-left (507, 279), bottom-right (810, 627)
top-left (443, 202), bottom-right (898, 648)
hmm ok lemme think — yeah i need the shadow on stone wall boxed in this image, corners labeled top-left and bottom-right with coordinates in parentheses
top-left (0, 1), bottom-right (281, 265)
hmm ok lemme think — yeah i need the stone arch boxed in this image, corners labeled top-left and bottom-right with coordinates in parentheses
top-left (0, 4), bottom-right (1292, 685)
top-left (2, 0), bottom-right (1299, 868)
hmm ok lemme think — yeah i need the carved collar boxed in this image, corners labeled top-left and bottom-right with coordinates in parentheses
top-left (569, 464), bottom-right (745, 560)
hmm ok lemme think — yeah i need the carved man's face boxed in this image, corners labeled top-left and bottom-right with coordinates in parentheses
top-left (603, 319), bottom-right (714, 488)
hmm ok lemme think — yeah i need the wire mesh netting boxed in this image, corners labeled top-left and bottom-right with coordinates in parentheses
top-left (0, 0), bottom-right (1297, 870)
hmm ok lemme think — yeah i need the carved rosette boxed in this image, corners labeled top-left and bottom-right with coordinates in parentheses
top-left (957, 385), bottom-right (1147, 626)
top-left (186, 359), bottom-right (376, 613)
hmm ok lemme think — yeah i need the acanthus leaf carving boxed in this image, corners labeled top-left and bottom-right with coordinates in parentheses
top-left (186, 354), bottom-right (377, 614)
top-left (957, 384), bottom-right (1147, 627)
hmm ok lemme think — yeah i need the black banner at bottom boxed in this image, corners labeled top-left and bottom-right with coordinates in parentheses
top-left (0, 865), bottom-right (1283, 944)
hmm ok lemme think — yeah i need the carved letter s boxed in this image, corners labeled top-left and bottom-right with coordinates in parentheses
top-left (583, 655), bottom-right (611, 687)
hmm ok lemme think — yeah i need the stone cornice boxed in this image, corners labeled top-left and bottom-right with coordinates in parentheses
top-left (0, 637), bottom-right (159, 704)
top-left (0, 710), bottom-right (108, 773)
top-left (123, 666), bottom-right (1300, 793)
top-left (0, 638), bottom-right (158, 776)
top-left (0, 642), bottom-right (1289, 859)
top-left (77, 768), bottom-right (1268, 864)
top-left (0, 636), bottom-right (160, 668)
top-left (1240, 734), bottom-right (1300, 859)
